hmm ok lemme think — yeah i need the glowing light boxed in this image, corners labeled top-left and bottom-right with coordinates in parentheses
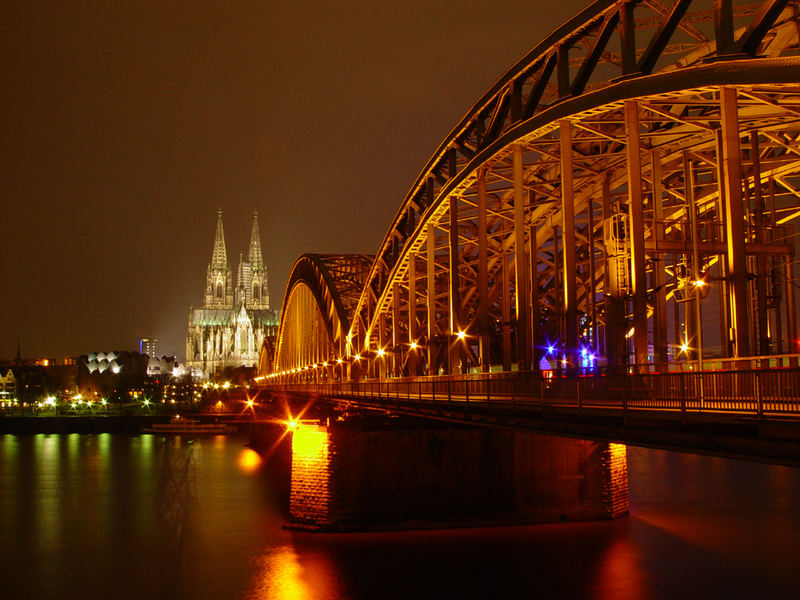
top-left (581, 348), bottom-right (588, 358)
top-left (72, 394), bottom-right (82, 401)
top-left (693, 279), bottom-right (706, 288)
top-left (292, 425), bottom-right (328, 459)
top-left (409, 341), bottom-right (418, 350)
top-left (288, 420), bottom-right (297, 428)
top-left (377, 348), bottom-right (385, 358)
top-left (679, 342), bottom-right (690, 355)
top-left (456, 330), bottom-right (467, 340)
top-left (354, 354), bottom-right (361, 361)
top-left (223, 381), bottom-right (231, 389)
top-left (246, 399), bottom-right (254, 408)
top-left (337, 358), bottom-right (343, 364)
top-left (143, 399), bottom-right (150, 406)
top-left (547, 345), bottom-right (555, 355)
top-left (44, 396), bottom-right (56, 406)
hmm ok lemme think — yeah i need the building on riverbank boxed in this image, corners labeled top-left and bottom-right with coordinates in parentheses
top-left (185, 210), bottom-right (279, 377)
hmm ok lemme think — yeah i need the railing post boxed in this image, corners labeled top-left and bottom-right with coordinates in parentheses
top-left (756, 370), bottom-right (763, 418)
top-left (680, 373), bottom-right (686, 417)
top-left (541, 375), bottom-right (545, 407)
top-left (623, 374), bottom-right (628, 415)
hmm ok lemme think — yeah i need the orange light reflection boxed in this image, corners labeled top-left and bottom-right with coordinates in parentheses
top-left (245, 542), bottom-right (340, 600)
top-left (237, 448), bottom-right (263, 473)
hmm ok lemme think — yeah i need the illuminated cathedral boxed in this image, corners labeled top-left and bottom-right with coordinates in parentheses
top-left (185, 210), bottom-right (279, 376)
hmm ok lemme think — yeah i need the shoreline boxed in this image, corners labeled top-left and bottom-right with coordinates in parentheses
top-left (0, 415), bottom-right (245, 434)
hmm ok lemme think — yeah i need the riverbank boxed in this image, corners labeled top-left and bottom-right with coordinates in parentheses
top-left (0, 415), bottom-right (246, 434)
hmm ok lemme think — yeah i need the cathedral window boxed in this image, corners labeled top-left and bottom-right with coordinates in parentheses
top-left (216, 282), bottom-right (223, 299)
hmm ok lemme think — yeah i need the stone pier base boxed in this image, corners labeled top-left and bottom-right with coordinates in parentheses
top-left (288, 420), bottom-right (628, 531)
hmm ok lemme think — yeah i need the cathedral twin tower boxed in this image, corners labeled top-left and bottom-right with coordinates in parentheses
top-left (186, 210), bottom-right (280, 375)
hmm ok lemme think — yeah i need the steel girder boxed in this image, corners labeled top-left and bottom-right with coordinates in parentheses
top-left (334, 0), bottom-right (800, 377)
top-left (269, 0), bottom-right (800, 380)
top-left (272, 254), bottom-right (372, 374)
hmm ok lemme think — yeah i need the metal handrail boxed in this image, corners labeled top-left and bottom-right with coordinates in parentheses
top-left (270, 366), bottom-right (800, 420)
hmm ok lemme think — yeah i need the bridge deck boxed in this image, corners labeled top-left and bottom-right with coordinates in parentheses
top-left (265, 369), bottom-right (800, 466)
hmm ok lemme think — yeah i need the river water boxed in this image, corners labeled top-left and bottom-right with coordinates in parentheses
top-left (2, 432), bottom-right (799, 599)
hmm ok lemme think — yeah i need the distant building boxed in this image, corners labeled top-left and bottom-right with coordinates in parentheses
top-left (145, 355), bottom-right (193, 404)
top-left (185, 210), bottom-right (279, 376)
top-left (146, 355), bottom-right (187, 378)
top-left (0, 369), bottom-right (17, 403)
top-left (139, 338), bottom-right (159, 357)
top-left (0, 355), bottom-right (78, 404)
top-left (78, 351), bottom-right (149, 401)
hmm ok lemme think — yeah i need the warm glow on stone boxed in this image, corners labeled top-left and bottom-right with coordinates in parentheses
top-left (292, 426), bottom-right (327, 459)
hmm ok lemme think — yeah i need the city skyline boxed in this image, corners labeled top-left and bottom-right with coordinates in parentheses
top-left (0, 1), bottom-right (583, 359)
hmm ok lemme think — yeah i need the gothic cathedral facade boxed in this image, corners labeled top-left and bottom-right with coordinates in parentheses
top-left (186, 210), bottom-right (279, 376)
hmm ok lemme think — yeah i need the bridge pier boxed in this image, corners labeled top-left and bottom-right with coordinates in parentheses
top-left (287, 418), bottom-right (629, 531)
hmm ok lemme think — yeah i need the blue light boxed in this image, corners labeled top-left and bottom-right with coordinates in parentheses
top-left (547, 345), bottom-right (555, 355)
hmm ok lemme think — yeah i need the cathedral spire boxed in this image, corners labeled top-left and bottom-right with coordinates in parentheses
top-left (211, 208), bottom-right (229, 270)
top-left (248, 210), bottom-right (264, 271)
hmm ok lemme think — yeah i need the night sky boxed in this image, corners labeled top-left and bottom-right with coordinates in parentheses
top-left (1, 1), bottom-right (584, 360)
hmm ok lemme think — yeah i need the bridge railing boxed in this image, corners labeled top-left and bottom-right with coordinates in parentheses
top-left (268, 368), bottom-right (800, 419)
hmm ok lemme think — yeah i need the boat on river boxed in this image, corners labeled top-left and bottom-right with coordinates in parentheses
top-left (142, 415), bottom-right (237, 435)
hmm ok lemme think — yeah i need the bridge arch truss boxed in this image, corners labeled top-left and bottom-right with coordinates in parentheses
top-left (268, 0), bottom-right (800, 382)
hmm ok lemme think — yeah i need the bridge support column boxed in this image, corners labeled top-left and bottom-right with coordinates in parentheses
top-left (685, 156), bottom-right (704, 368)
top-left (720, 86), bottom-right (751, 358)
top-left (392, 281), bottom-right (401, 377)
top-left (408, 253), bottom-right (419, 375)
top-left (513, 144), bottom-right (531, 372)
top-left (287, 420), bottom-right (629, 531)
top-left (530, 216), bottom-right (542, 372)
top-left (560, 121), bottom-right (579, 373)
top-left (502, 249), bottom-right (512, 372)
top-left (651, 150), bottom-right (669, 370)
top-left (624, 101), bottom-right (649, 372)
top-left (427, 222), bottom-right (437, 375)
top-left (478, 169), bottom-right (490, 372)
top-left (449, 196), bottom-right (463, 374)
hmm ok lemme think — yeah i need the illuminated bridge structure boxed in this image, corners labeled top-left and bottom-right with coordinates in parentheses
top-left (260, 0), bottom-right (800, 465)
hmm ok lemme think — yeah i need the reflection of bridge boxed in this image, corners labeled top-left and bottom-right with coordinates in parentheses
top-left (259, 0), bottom-right (800, 464)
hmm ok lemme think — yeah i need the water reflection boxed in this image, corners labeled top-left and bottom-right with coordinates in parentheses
top-left (238, 448), bottom-right (263, 473)
top-left (246, 542), bottom-right (341, 600)
top-left (156, 438), bottom-right (197, 548)
top-left (591, 520), bottom-right (646, 600)
top-left (3, 435), bottom-right (800, 599)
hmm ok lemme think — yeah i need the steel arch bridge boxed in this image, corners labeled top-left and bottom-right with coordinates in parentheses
top-left (265, 0), bottom-right (800, 392)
